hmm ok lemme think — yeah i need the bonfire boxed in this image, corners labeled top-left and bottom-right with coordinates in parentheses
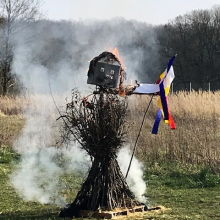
top-left (59, 51), bottom-right (146, 218)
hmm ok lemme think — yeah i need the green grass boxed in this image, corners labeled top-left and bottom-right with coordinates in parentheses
top-left (0, 148), bottom-right (60, 220)
top-left (0, 147), bottom-right (82, 220)
top-left (145, 184), bottom-right (220, 219)
top-left (144, 161), bottom-right (220, 189)
top-left (1, 148), bottom-right (220, 220)
top-left (144, 162), bottom-right (220, 219)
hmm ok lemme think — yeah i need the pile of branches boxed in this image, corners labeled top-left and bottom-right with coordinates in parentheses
top-left (59, 89), bottom-right (143, 218)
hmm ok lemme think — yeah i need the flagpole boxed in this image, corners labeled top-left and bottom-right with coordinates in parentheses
top-left (125, 94), bottom-right (154, 179)
top-left (125, 54), bottom-right (177, 178)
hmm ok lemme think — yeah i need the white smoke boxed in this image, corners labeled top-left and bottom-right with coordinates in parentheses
top-left (10, 18), bottom-right (157, 206)
top-left (117, 146), bottom-right (147, 203)
top-left (11, 145), bottom-right (89, 206)
top-left (11, 95), bottom-right (90, 206)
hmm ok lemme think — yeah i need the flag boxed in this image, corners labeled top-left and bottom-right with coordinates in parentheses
top-left (134, 56), bottom-right (175, 95)
top-left (152, 55), bottom-right (176, 134)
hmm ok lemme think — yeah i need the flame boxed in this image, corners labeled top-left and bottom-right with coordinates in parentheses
top-left (105, 46), bottom-right (126, 70)
top-left (119, 88), bottom-right (126, 97)
top-left (104, 46), bottom-right (129, 96)
top-left (112, 47), bottom-right (126, 70)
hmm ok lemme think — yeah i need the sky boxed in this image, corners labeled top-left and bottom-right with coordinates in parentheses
top-left (43, 0), bottom-right (220, 25)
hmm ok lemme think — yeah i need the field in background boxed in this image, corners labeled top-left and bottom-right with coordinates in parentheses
top-left (1, 91), bottom-right (220, 165)
top-left (128, 91), bottom-right (220, 166)
top-left (0, 91), bottom-right (220, 219)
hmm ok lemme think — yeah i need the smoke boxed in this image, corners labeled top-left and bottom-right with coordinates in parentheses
top-left (117, 146), bottom-right (147, 203)
top-left (11, 95), bottom-right (90, 206)
top-left (11, 146), bottom-right (83, 206)
top-left (11, 18), bottom-right (159, 94)
top-left (10, 18), bottom-right (157, 206)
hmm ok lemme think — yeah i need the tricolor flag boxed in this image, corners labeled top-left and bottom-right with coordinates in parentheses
top-left (152, 55), bottom-right (176, 134)
top-left (133, 55), bottom-right (176, 134)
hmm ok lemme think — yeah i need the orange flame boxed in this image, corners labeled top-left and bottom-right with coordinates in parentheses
top-left (119, 88), bottom-right (126, 97)
top-left (112, 47), bottom-right (126, 71)
top-left (105, 46), bottom-right (126, 70)
top-left (104, 46), bottom-right (128, 97)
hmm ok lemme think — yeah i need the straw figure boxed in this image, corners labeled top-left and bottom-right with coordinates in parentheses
top-left (59, 89), bottom-right (143, 218)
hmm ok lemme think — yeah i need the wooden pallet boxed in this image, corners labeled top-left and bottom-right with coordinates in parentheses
top-left (78, 205), bottom-right (146, 219)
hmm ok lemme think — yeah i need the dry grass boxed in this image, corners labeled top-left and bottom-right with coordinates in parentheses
top-left (0, 95), bottom-right (31, 116)
top-left (0, 115), bottom-right (25, 147)
top-left (0, 95), bottom-right (32, 147)
top-left (1, 91), bottom-right (220, 166)
top-left (128, 91), bottom-right (220, 166)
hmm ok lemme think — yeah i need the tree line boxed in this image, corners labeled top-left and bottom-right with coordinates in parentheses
top-left (157, 5), bottom-right (220, 90)
top-left (0, 1), bottom-right (220, 95)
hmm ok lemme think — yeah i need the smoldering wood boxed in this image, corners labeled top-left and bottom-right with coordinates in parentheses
top-left (59, 89), bottom-right (143, 218)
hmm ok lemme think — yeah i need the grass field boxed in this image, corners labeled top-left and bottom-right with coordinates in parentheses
top-left (1, 148), bottom-right (220, 220)
top-left (0, 91), bottom-right (220, 219)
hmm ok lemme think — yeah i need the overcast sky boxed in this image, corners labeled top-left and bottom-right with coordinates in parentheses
top-left (43, 0), bottom-right (220, 25)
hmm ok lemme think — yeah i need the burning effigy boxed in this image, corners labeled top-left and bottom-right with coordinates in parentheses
top-left (59, 49), bottom-right (176, 218)
top-left (86, 49), bottom-right (176, 134)
top-left (87, 50), bottom-right (133, 96)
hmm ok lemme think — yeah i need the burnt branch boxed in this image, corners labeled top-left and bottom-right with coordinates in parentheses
top-left (59, 89), bottom-right (143, 218)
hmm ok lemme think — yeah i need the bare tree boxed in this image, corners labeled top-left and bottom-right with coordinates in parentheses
top-left (0, 0), bottom-right (43, 95)
top-left (157, 5), bottom-right (220, 90)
